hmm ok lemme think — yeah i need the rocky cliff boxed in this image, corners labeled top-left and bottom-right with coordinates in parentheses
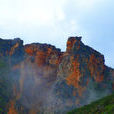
top-left (0, 37), bottom-right (114, 113)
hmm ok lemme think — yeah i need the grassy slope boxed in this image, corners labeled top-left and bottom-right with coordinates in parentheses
top-left (68, 94), bottom-right (114, 114)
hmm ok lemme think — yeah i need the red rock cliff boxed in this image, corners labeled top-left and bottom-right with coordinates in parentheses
top-left (0, 36), bottom-right (114, 113)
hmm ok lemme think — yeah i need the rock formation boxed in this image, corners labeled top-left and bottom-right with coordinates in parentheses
top-left (0, 36), bottom-right (114, 113)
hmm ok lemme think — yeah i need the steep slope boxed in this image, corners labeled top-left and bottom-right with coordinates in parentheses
top-left (0, 38), bottom-right (24, 113)
top-left (68, 93), bottom-right (114, 114)
top-left (52, 37), bottom-right (114, 112)
top-left (0, 36), bottom-right (114, 113)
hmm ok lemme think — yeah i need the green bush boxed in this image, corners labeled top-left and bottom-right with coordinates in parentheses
top-left (68, 94), bottom-right (114, 114)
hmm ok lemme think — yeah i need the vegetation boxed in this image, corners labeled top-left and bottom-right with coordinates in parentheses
top-left (68, 93), bottom-right (114, 114)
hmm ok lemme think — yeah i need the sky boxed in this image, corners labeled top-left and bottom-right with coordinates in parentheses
top-left (0, 0), bottom-right (114, 67)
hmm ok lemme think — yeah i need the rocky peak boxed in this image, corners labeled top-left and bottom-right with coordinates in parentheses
top-left (24, 43), bottom-right (62, 66)
top-left (0, 38), bottom-right (23, 56)
top-left (25, 43), bottom-right (61, 55)
top-left (66, 36), bottom-right (82, 52)
top-left (0, 38), bottom-right (24, 64)
top-left (11, 38), bottom-right (23, 46)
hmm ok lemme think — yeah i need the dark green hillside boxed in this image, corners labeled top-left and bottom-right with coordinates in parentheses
top-left (68, 94), bottom-right (114, 114)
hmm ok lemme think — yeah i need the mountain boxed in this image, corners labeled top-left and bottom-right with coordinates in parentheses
top-left (0, 36), bottom-right (114, 113)
top-left (68, 93), bottom-right (114, 114)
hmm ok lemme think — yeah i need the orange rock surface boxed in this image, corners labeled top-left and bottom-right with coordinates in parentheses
top-left (67, 38), bottom-right (77, 52)
top-left (25, 44), bottom-right (62, 67)
top-left (88, 54), bottom-right (104, 82)
top-left (8, 101), bottom-right (18, 114)
top-left (66, 57), bottom-right (81, 88)
top-left (66, 37), bottom-right (81, 52)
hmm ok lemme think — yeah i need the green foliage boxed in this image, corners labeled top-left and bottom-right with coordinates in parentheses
top-left (68, 94), bottom-right (114, 114)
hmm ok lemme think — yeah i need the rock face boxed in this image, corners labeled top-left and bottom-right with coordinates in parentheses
top-left (0, 38), bottom-right (24, 64)
top-left (0, 38), bottom-right (23, 56)
top-left (25, 43), bottom-right (62, 66)
top-left (24, 43), bottom-right (63, 85)
top-left (53, 37), bottom-right (114, 111)
top-left (0, 36), bottom-right (114, 113)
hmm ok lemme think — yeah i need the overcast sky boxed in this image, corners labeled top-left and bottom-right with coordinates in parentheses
top-left (0, 0), bottom-right (114, 67)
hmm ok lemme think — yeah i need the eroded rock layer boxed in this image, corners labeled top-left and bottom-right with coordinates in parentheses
top-left (0, 37), bottom-right (114, 113)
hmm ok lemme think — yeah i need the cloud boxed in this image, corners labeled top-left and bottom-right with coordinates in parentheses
top-left (0, 0), bottom-right (103, 25)
top-left (0, 0), bottom-right (68, 26)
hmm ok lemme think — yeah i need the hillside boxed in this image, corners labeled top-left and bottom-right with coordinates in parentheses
top-left (68, 93), bottom-right (114, 114)
top-left (0, 36), bottom-right (114, 113)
